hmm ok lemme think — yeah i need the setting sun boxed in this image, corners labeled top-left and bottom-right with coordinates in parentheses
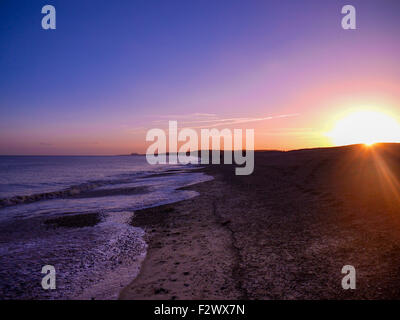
top-left (327, 111), bottom-right (400, 147)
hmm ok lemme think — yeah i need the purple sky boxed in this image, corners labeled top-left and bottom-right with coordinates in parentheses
top-left (1, 0), bottom-right (400, 154)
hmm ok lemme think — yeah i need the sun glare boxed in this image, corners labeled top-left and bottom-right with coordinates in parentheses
top-left (327, 111), bottom-right (400, 147)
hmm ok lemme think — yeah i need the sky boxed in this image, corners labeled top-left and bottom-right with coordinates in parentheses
top-left (1, 0), bottom-right (400, 155)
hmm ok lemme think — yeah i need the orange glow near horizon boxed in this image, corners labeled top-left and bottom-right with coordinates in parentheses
top-left (326, 110), bottom-right (400, 147)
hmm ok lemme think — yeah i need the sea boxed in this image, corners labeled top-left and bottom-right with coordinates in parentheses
top-left (0, 155), bottom-right (212, 299)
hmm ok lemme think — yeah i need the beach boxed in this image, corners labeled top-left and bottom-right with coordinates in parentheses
top-left (121, 144), bottom-right (400, 299)
top-left (120, 174), bottom-right (244, 300)
top-left (2, 145), bottom-right (400, 299)
top-left (2, 0), bottom-right (400, 305)
top-left (0, 156), bottom-right (211, 299)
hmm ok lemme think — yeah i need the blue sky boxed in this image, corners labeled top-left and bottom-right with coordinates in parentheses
top-left (1, 0), bottom-right (400, 154)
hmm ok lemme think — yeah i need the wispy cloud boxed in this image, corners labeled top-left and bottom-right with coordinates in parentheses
top-left (151, 113), bottom-right (218, 122)
top-left (259, 127), bottom-right (317, 136)
top-left (185, 113), bottom-right (300, 128)
top-left (125, 113), bottom-right (300, 134)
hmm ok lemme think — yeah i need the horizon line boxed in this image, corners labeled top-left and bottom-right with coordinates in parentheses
top-left (1, 142), bottom-right (399, 157)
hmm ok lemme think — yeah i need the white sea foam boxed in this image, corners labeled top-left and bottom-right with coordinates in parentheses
top-left (0, 156), bottom-right (213, 299)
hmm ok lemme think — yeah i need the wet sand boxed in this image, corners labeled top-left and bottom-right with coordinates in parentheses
top-left (121, 143), bottom-right (400, 299)
top-left (120, 178), bottom-right (244, 300)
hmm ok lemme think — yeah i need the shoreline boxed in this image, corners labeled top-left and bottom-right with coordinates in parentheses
top-left (119, 168), bottom-right (244, 299)
top-left (0, 161), bottom-right (211, 300)
top-left (2, 145), bottom-right (400, 299)
top-left (120, 146), bottom-right (400, 299)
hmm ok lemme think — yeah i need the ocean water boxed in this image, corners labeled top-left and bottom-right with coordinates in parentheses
top-left (0, 155), bottom-right (212, 299)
